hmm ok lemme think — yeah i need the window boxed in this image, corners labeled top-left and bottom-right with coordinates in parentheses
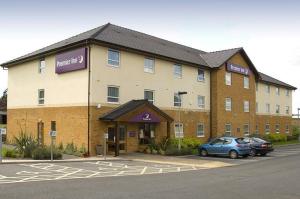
top-left (286, 106), bottom-right (290, 115)
top-left (266, 103), bottom-right (270, 113)
top-left (144, 58), bottom-right (155, 73)
top-left (244, 77), bottom-right (249, 89)
top-left (275, 124), bottom-right (280, 133)
top-left (225, 123), bottom-right (232, 136)
top-left (174, 93), bottom-right (182, 107)
top-left (225, 72), bottom-right (231, 85)
top-left (144, 90), bottom-right (154, 104)
top-left (266, 85), bottom-right (270, 93)
top-left (108, 49), bottom-right (120, 66)
top-left (286, 89), bottom-right (290, 97)
top-left (174, 64), bottom-right (182, 78)
top-left (197, 95), bottom-right (205, 109)
top-left (255, 124), bottom-right (259, 135)
top-left (107, 86), bottom-right (119, 103)
top-left (276, 104), bottom-right (280, 114)
top-left (197, 69), bottom-right (205, 82)
top-left (38, 89), bottom-right (45, 105)
top-left (256, 102), bottom-right (258, 113)
top-left (225, 98), bottom-right (232, 111)
top-left (276, 87), bottom-right (280, 95)
top-left (174, 123), bottom-right (183, 138)
top-left (243, 124), bottom-right (250, 136)
top-left (286, 125), bottom-right (289, 133)
top-left (197, 123), bottom-right (204, 137)
top-left (51, 121), bottom-right (56, 131)
top-left (265, 124), bottom-right (270, 134)
top-left (244, 101), bottom-right (249, 112)
top-left (39, 59), bottom-right (45, 74)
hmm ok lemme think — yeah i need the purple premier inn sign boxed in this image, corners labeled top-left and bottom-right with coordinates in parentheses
top-left (55, 48), bottom-right (87, 74)
top-left (130, 112), bottom-right (161, 123)
top-left (226, 62), bottom-right (250, 76)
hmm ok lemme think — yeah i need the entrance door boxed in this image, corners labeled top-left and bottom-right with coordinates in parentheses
top-left (106, 126), bottom-right (127, 154)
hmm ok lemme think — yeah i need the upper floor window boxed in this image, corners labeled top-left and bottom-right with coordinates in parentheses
top-left (174, 93), bottom-right (182, 107)
top-left (285, 106), bottom-right (290, 115)
top-left (244, 77), bottom-right (249, 89)
top-left (144, 90), bottom-right (154, 104)
top-left (243, 124), bottom-right (250, 136)
top-left (174, 123), bottom-right (184, 138)
top-left (38, 89), bottom-right (45, 105)
top-left (225, 123), bottom-right (232, 136)
top-left (266, 85), bottom-right (270, 94)
top-left (107, 86), bottom-right (119, 103)
top-left (225, 98), bottom-right (232, 111)
top-left (39, 59), bottom-right (46, 74)
top-left (244, 101), bottom-right (250, 112)
top-left (276, 87), bottom-right (280, 95)
top-left (174, 64), bottom-right (182, 78)
top-left (144, 58), bottom-right (155, 73)
top-left (266, 103), bottom-right (270, 113)
top-left (197, 123), bottom-right (205, 137)
top-left (286, 89), bottom-right (290, 97)
top-left (197, 69), bottom-right (205, 82)
top-left (108, 49), bottom-right (120, 67)
top-left (197, 95), bottom-right (205, 109)
top-left (225, 72), bottom-right (231, 86)
top-left (276, 104), bottom-right (280, 114)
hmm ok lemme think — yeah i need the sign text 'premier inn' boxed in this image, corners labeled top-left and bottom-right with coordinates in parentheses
top-left (226, 62), bottom-right (250, 76)
top-left (55, 48), bottom-right (87, 74)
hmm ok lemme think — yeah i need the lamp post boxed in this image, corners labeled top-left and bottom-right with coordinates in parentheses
top-left (177, 91), bottom-right (187, 151)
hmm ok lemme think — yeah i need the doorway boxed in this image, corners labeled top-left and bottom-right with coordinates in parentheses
top-left (107, 125), bottom-right (127, 154)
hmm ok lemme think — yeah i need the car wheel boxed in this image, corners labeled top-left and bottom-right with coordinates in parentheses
top-left (250, 149), bottom-right (256, 157)
top-left (229, 150), bottom-right (238, 159)
top-left (200, 149), bottom-right (208, 157)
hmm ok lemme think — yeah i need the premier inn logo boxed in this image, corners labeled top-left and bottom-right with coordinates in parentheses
top-left (56, 55), bottom-right (84, 67)
top-left (226, 62), bottom-right (249, 76)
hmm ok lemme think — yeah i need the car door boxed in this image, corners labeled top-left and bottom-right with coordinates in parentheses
top-left (220, 138), bottom-right (233, 154)
top-left (207, 138), bottom-right (224, 154)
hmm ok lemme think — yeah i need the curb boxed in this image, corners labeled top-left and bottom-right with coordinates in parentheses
top-left (273, 143), bottom-right (300, 148)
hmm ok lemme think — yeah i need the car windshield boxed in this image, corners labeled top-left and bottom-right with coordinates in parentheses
top-left (235, 138), bottom-right (248, 144)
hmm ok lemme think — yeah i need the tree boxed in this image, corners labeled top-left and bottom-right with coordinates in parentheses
top-left (0, 89), bottom-right (7, 111)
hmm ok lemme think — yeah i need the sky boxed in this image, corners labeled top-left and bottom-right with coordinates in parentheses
top-left (0, 0), bottom-right (300, 113)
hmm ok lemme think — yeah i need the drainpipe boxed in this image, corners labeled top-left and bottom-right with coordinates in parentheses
top-left (87, 41), bottom-right (91, 156)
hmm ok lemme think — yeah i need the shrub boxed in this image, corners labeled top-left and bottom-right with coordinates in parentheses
top-left (58, 142), bottom-right (64, 151)
top-left (165, 146), bottom-right (192, 156)
top-left (14, 132), bottom-right (38, 158)
top-left (292, 126), bottom-right (300, 139)
top-left (264, 133), bottom-right (287, 142)
top-left (32, 147), bottom-right (62, 160)
top-left (168, 138), bottom-right (202, 149)
top-left (64, 142), bottom-right (77, 155)
top-left (2, 147), bottom-right (18, 158)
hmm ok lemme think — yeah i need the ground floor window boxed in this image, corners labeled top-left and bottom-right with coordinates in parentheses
top-left (174, 123), bottom-right (184, 138)
top-left (275, 124), bottom-right (280, 133)
top-left (285, 125), bottom-right (289, 134)
top-left (255, 124), bottom-right (259, 135)
top-left (265, 124), bottom-right (270, 134)
top-left (37, 122), bottom-right (44, 146)
top-left (196, 123), bottom-right (204, 137)
top-left (225, 123), bottom-right (231, 136)
top-left (139, 123), bottom-right (155, 144)
top-left (243, 124), bottom-right (249, 136)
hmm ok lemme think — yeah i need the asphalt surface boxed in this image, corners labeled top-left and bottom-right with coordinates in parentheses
top-left (0, 145), bottom-right (300, 199)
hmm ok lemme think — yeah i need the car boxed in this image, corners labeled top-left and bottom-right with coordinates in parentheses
top-left (198, 137), bottom-right (251, 159)
top-left (242, 137), bottom-right (274, 156)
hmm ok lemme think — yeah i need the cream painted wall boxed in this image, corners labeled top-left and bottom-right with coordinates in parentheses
top-left (90, 45), bottom-right (211, 111)
top-left (7, 55), bottom-right (88, 108)
top-left (256, 82), bottom-right (292, 116)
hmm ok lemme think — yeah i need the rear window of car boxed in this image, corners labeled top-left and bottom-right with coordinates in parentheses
top-left (253, 138), bottom-right (266, 143)
top-left (235, 138), bottom-right (248, 144)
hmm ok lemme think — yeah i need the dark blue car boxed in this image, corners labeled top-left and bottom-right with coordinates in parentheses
top-left (198, 137), bottom-right (251, 159)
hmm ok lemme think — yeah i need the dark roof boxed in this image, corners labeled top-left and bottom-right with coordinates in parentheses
top-left (258, 72), bottom-right (297, 90)
top-left (100, 99), bottom-right (173, 121)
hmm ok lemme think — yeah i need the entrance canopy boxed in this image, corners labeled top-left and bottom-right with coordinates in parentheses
top-left (99, 99), bottom-right (173, 123)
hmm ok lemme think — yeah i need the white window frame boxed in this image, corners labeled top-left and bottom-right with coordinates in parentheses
top-left (275, 124), bottom-right (280, 133)
top-left (38, 89), bottom-right (45, 105)
top-left (243, 124), bottom-right (250, 136)
top-left (144, 57), bottom-right (155, 73)
top-left (174, 93), bottom-right (182, 107)
top-left (265, 124), bottom-right (270, 134)
top-left (244, 76), bottom-right (249, 89)
top-left (174, 123), bottom-right (184, 138)
top-left (197, 69), bottom-right (205, 82)
top-left (144, 90), bottom-right (155, 104)
top-left (266, 85), bottom-right (270, 94)
top-left (286, 89), bottom-right (290, 97)
top-left (174, 64), bottom-right (182, 78)
top-left (39, 59), bottom-right (46, 74)
top-left (244, 101), bottom-right (250, 112)
top-left (286, 125), bottom-right (290, 134)
top-left (225, 72), bottom-right (231, 86)
top-left (197, 95), bottom-right (205, 109)
top-left (266, 103), bottom-right (270, 113)
top-left (107, 86), bottom-right (120, 103)
top-left (276, 87), bottom-right (280, 96)
top-left (196, 123), bottom-right (205, 137)
top-left (285, 106), bottom-right (290, 115)
top-left (225, 123), bottom-right (232, 136)
top-left (107, 49), bottom-right (120, 67)
top-left (276, 104), bottom-right (280, 114)
top-left (225, 98), bottom-right (232, 111)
